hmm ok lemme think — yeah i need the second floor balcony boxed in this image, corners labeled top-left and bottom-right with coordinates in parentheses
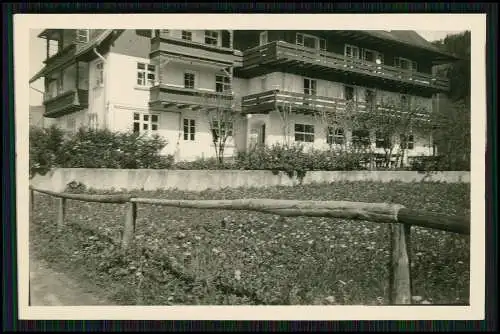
top-left (242, 90), bottom-right (432, 123)
top-left (236, 41), bottom-right (450, 93)
top-left (43, 89), bottom-right (89, 118)
top-left (149, 84), bottom-right (234, 111)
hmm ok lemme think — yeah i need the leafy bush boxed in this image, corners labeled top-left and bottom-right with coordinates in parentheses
top-left (29, 125), bottom-right (65, 178)
top-left (409, 155), bottom-right (470, 172)
top-left (57, 128), bottom-right (174, 169)
top-left (29, 127), bottom-right (174, 176)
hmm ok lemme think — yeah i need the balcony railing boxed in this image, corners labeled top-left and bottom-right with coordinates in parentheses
top-left (43, 89), bottom-right (89, 118)
top-left (149, 84), bottom-right (234, 110)
top-left (240, 41), bottom-right (450, 91)
top-left (150, 34), bottom-right (236, 66)
top-left (241, 90), bottom-right (432, 122)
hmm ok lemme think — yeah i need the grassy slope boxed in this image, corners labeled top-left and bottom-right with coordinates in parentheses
top-left (30, 181), bottom-right (470, 305)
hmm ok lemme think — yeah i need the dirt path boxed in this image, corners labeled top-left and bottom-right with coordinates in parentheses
top-left (29, 255), bottom-right (109, 306)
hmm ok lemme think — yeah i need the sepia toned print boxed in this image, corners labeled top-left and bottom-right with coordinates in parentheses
top-left (17, 14), bottom-right (485, 321)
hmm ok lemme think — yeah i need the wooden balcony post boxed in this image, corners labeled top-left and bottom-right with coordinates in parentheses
top-left (229, 30), bottom-right (234, 49)
top-left (389, 223), bottom-right (412, 305)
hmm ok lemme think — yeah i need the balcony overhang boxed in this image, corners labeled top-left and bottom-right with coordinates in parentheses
top-left (241, 90), bottom-right (432, 123)
top-left (43, 89), bottom-right (89, 118)
top-left (328, 31), bottom-right (461, 64)
top-left (150, 36), bottom-right (236, 68)
top-left (236, 41), bottom-right (450, 94)
top-left (149, 85), bottom-right (234, 112)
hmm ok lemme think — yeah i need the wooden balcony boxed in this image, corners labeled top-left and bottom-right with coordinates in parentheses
top-left (241, 90), bottom-right (432, 122)
top-left (149, 84), bottom-right (234, 111)
top-left (237, 41), bottom-right (450, 93)
top-left (150, 34), bottom-right (237, 67)
top-left (43, 89), bottom-right (89, 118)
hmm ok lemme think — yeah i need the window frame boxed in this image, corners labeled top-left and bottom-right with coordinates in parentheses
top-left (76, 29), bottom-right (89, 43)
top-left (181, 30), bottom-right (192, 41)
top-left (375, 131), bottom-right (391, 148)
top-left (183, 118), bottom-right (196, 141)
top-left (215, 74), bottom-right (231, 93)
top-left (211, 119), bottom-right (234, 140)
top-left (394, 57), bottom-right (418, 72)
top-left (133, 112), bottom-right (160, 134)
top-left (294, 123), bottom-right (315, 143)
top-left (204, 30), bottom-right (219, 46)
top-left (136, 62), bottom-right (156, 87)
top-left (344, 85), bottom-right (355, 101)
top-left (296, 32), bottom-right (325, 51)
top-left (303, 77), bottom-right (317, 96)
top-left (400, 133), bottom-right (415, 150)
top-left (327, 127), bottom-right (345, 145)
top-left (184, 71), bottom-right (196, 89)
top-left (351, 128), bottom-right (371, 148)
top-left (344, 44), bottom-right (360, 59)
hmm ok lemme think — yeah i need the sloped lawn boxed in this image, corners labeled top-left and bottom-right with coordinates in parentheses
top-left (30, 181), bottom-right (470, 305)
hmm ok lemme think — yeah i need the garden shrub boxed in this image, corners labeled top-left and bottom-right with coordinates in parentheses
top-left (29, 125), bottom-right (65, 178)
top-left (29, 126), bottom-right (174, 175)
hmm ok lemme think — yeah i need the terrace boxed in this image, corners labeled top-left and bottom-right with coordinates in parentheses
top-left (149, 84), bottom-right (234, 111)
top-left (241, 90), bottom-right (432, 122)
top-left (43, 89), bottom-right (89, 118)
top-left (236, 41), bottom-right (450, 93)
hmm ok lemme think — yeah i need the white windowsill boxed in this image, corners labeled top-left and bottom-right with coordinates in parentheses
top-left (134, 85), bottom-right (152, 91)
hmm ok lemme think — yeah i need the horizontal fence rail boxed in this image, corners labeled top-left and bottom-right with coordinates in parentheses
top-left (29, 185), bottom-right (470, 306)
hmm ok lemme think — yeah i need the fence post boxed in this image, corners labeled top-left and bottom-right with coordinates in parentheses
top-left (57, 198), bottom-right (66, 231)
top-left (389, 223), bottom-right (412, 305)
top-left (121, 201), bottom-right (137, 251)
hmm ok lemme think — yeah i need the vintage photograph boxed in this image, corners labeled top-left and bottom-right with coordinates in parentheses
top-left (18, 14), bottom-right (484, 320)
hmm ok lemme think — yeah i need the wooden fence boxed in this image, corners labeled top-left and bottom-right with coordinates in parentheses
top-left (29, 185), bottom-right (470, 305)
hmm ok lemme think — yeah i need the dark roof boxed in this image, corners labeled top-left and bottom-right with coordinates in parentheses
top-left (30, 30), bottom-right (123, 83)
top-left (361, 30), bottom-right (460, 61)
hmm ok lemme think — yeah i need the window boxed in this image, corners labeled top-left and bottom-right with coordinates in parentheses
top-left (303, 78), bottom-right (317, 95)
top-left (181, 30), bottom-right (192, 41)
top-left (205, 30), bottom-right (219, 45)
top-left (95, 61), bottom-right (104, 87)
top-left (344, 86), bottom-right (355, 101)
top-left (400, 134), bottom-right (414, 150)
top-left (352, 129), bottom-right (371, 148)
top-left (137, 62), bottom-right (156, 87)
top-left (296, 33), bottom-right (325, 51)
top-left (394, 57), bottom-right (418, 72)
top-left (362, 49), bottom-right (384, 63)
top-left (183, 119), bottom-right (196, 141)
top-left (327, 127), bottom-right (345, 145)
top-left (259, 31), bottom-right (268, 46)
top-left (295, 124), bottom-right (315, 143)
top-left (375, 131), bottom-right (390, 148)
top-left (319, 38), bottom-right (327, 51)
top-left (212, 120), bottom-right (233, 140)
top-left (184, 72), bottom-right (195, 89)
top-left (48, 40), bottom-right (60, 57)
top-left (133, 112), bottom-right (159, 134)
top-left (216, 74), bottom-right (231, 93)
top-left (76, 29), bottom-right (89, 43)
top-left (345, 44), bottom-right (360, 59)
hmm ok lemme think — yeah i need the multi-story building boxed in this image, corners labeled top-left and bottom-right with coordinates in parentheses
top-left (30, 29), bottom-right (457, 163)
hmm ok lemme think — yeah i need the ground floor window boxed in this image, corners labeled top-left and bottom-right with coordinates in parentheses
top-left (400, 133), bottom-right (415, 150)
top-left (295, 123), bottom-right (315, 143)
top-left (183, 118), bottom-right (196, 141)
top-left (327, 127), bottom-right (345, 145)
top-left (352, 129), bottom-right (371, 148)
top-left (211, 120), bottom-right (233, 140)
top-left (133, 112), bottom-right (159, 134)
top-left (375, 131), bottom-right (391, 148)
